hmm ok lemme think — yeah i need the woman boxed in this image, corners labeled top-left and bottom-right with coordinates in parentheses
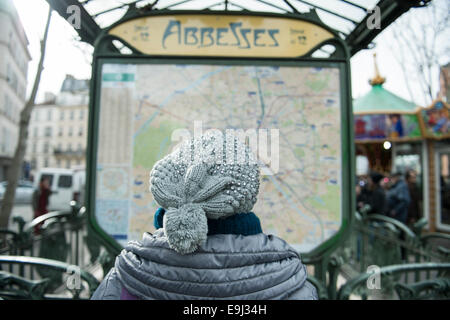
top-left (31, 177), bottom-right (51, 234)
top-left (91, 133), bottom-right (317, 300)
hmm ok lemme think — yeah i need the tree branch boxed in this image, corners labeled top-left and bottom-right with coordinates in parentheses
top-left (0, 6), bottom-right (53, 229)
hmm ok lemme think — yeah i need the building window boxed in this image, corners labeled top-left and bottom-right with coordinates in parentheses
top-left (60, 110), bottom-right (64, 120)
top-left (44, 126), bottom-right (52, 137)
top-left (56, 159), bottom-right (61, 167)
top-left (47, 109), bottom-right (52, 121)
top-left (3, 94), bottom-right (9, 116)
top-left (68, 127), bottom-right (73, 137)
top-left (78, 126), bottom-right (83, 136)
top-left (67, 143), bottom-right (72, 151)
top-left (1, 128), bottom-right (6, 153)
top-left (43, 142), bottom-right (49, 153)
top-left (79, 110), bottom-right (84, 120)
top-left (6, 63), bottom-right (18, 93)
top-left (44, 158), bottom-right (49, 168)
top-left (4, 94), bottom-right (11, 119)
top-left (70, 110), bottom-right (74, 120)
top-left (66, 159), bottom-right (71, 169)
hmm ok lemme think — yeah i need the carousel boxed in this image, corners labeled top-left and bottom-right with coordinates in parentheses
top-left (354, 54), bottom-right (450, 233)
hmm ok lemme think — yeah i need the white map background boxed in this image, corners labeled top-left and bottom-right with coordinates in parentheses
top-left (96, 63), bottom-right (342, 251)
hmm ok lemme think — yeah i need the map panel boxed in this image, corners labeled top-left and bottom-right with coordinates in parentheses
top-left (95, 63), bottom-right (342, 251)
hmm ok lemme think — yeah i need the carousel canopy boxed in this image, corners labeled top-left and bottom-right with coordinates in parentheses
top-left (353, 84), bottom-right (418, 114)
top-left (353, 53), bottom-right (417, 114)
top-left (353, 59), bottom-right (450, 142)
top-left (353, 54), bottom-right (422, 142)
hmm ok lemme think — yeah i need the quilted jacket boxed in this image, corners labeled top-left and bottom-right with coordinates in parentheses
top-left (91, 229), bottom-right (318, 300)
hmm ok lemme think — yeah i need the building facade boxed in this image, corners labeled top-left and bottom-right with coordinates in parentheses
top-left (0, 0), bottom-right (30, 181)
top-left (26, 75), bottom-right (89, 177)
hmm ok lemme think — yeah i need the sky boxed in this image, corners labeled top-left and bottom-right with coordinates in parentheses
top-left (12, 0), bottom-right (448, 107)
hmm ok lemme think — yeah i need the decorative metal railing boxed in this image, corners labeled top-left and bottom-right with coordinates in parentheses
top-left (0, 256), bottom-right (99, 299)
top-left (1, 203), bottom-right (86, 268)
top-left (319, 211), bottom-right (450, 299)
top-left (0, 202), bottom-right (110, 299)
top-left (337, 263), bottom-right (450, 300)
top-left (0, 205), bottom-right (449, 300)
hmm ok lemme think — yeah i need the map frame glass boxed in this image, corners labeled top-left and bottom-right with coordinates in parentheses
top-left (86, 57), bottom-right (353, 259)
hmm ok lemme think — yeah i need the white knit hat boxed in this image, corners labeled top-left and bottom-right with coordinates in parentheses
top-left (149, 132), bottom-right (260, 254)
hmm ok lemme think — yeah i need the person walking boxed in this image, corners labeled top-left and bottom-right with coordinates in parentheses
top-left (91, 133), bottom-right (318, 300)
top-left (386, 172), bottom-right (411, 224)
top-left (31, 177), bottom-right (51, 234)
top-left (366, 172), bottom-right (387, 215)
top-left (405, 170), bottom-right (422, 225)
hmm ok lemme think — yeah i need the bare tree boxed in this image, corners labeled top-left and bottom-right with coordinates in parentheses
top-left (387, 0), bottom-right (450, 105)
top-left (0, 7), bottom-right (53, 229)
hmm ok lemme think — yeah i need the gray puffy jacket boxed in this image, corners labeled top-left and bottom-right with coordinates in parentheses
top-left (91, 229), bottom-right (318, 300)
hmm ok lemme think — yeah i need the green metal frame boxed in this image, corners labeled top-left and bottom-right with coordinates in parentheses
top-left (85, 9), bottom-right (356, 282)
top-left (46, 0), bottom-right (432, 57)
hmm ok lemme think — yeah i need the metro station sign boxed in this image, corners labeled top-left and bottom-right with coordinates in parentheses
top-left (108, 14), bottom-right (334, 57)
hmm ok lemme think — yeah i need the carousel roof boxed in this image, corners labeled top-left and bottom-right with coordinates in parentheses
top-left (45, 0), bottom-right (431, 57)
top-left (353, 85), bottom-right (418, 114)
top-left (353, 53), bottom-right (418, 114)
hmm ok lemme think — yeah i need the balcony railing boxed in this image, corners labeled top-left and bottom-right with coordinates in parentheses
top-left (53, 149), bottom-right (86, 157)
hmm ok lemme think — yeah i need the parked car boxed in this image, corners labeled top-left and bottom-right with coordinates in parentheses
top-left (0, 180), bottom-right (34, 204)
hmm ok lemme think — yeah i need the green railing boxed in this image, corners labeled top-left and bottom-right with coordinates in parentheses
top-left (319, 211), bottom-right (450, 299)
top-left (0, 256), bottom-right (99, 299)
top-left (0, 203), bottom-right (84, 270)
top-left (0, 202), bottom-right (116, 271)
top-left (1, 204), bottom-right (449, 300)
top-left (337, 263), bottom-right (450, 300)
top-left (0, 202), bottom-right (114, 299)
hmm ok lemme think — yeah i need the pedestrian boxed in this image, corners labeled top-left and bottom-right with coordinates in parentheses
top-left (366, 171), bottom-right (387, 215)
top-left (356, 176), bottom-right (370, 214)
top-left (91, 133), bottom-right (318, 300)
top-left (31, 177), bottom-right (51, 234)
top-left (405, 170), bottom-right (422, 225)
top-left (386, 172), bottom-right (411, 224)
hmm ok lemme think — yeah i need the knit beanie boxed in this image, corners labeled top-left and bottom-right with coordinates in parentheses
top-left (149, 132), bottom-right (260, 254)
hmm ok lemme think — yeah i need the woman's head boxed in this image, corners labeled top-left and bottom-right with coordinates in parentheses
top-left (39, 177), bottom-right (50, 189)
top-left (149, 132), bottom-right (260, 254)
